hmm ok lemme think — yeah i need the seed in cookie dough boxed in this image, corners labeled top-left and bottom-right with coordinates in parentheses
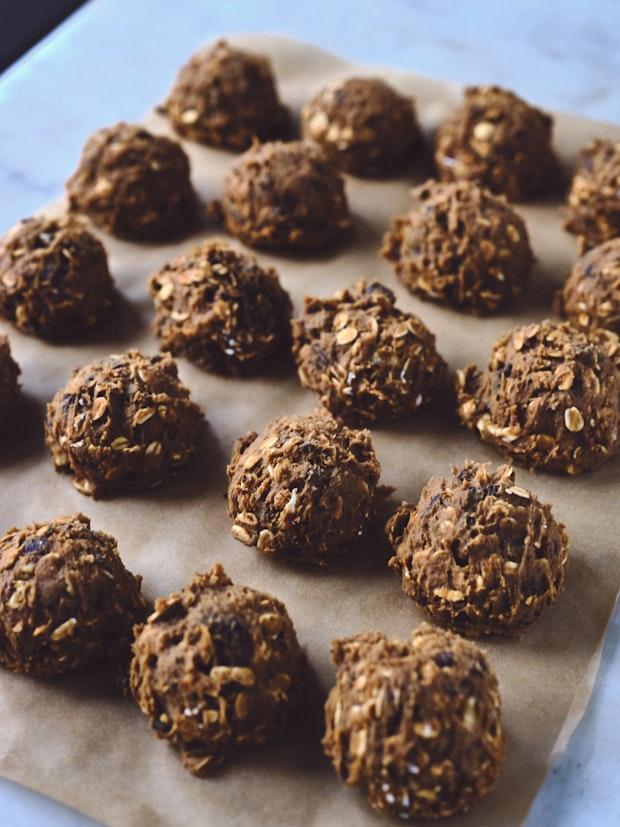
top-left (162, 39), bottom-right (289, 150)
top-left (556, 239), bottom-right (620, 334)
top-left (212, 140), bottom-right (352, 250)
top-left (44, 350), bottom-right (204, 497)
top-left (435, 85), bottom-right (557, 201)
top-left (66, 123), bottom-right (198, 241)
top-left (227, 414), bottom-right (380, 564)
top-left (456, 318), bottom-right (620, 474)
top-left (323, 623), bottom-right (505, 819)
top-left (0, 514), bottom-right (146, 676)
top-left (386, 461), bottom-right (569, 636)
top-left (564, 140), bottom-right (620, 252)
top-left (0, 336), bottom-right (21, 432)
top-left (291, 279), bottom-right (445, 424)
top-left (381, 179), bottom-right (534, 315)
top-left (149, 239), bottom-right (292, 375)
top-left (0, 215), bottom-right (114, 338)
top-left (301, 77), bottom-right (421, 176)
top-left (130, 563), bottom-right (303, 775)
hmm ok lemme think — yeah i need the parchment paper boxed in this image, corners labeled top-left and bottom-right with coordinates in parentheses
top-left (1, 34), bottom-right (619, 827)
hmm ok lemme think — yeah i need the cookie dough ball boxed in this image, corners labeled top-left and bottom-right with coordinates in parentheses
top-left (214, 140), bottom-right (352, 250)
top-left (564, 140), bottom-right (620, 252)
top-left (66, 123), bottom-right (198, 241)
top-left (456, 319), bottom-right (620, 474)
top-left (227, 414), bottom-right (381, 564)
top-left (163, 39), bottom-right (288, 150)
top-left (381, 180), bottom-right (533, 315)
top-left (0, 215), bottom-right (114, 338)
top-left (435, 85), bottom-right (556, 201)
top-left (0, 336), bottom-right (21, 431)
top-left (301, 77), bottom-right (421, 177)
top-left (130, 563), bottom-right (303, 775)
top-left (0, 514), bottom-right (146, 676)
top-left (291, 279), bottom-right (446, 424)
top-left (387, 461), bottom-right (569, 636)
top-left (149, 240), bottom-right (292, 375)
top-left (556, 239), bottom-right (620, 334)
top-left (45, 350), bottom-right (203, 497)
top-left (323, 624), bottom-right (505, 819)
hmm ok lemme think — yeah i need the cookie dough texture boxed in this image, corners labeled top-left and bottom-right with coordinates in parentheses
top-left (130, 563), bottom-right (303, 775)
top-left (0, 215), bottom-right (114, 338)
top-left (163, 39), bottom-right (288, 150)
top-left (45, 350), bottom-right (203, 497)
top-left (301, 77), bottom-right (420, 176)
top-left (150, 239), bottom-right (292, 375)
top-left (291, 279), bottom-right (445, 424)
top-left (556, 239), bottom-right (620, 334)
top-left (323, 624), bottom-right (505, 820)
top-left (387, 461), bottom-right (569, 636)
top-left (0, 514), bottom-right (146, 676)
top-left (227, 414), bottom-right (381, 564)
top-left (66, 123), bottom-right (197, 241)
top-left (435, 85), bottom-right (556, 201)
top-left (564, 140), bottom-right (620, 252)
top-left (214, 140), bottom-right (352, 250)
top-left (456, 319), bottom-right (620, 474)
top-left (0, 336), bottom-right (20, 431)
top-left (381, 180), bottom-right (533, 314)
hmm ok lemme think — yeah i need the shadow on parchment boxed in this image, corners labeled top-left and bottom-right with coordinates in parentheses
top-left (0, 392), bottom-right (45, 468)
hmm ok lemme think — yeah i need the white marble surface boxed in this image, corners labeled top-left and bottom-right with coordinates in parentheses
top-left (0, 1), bottom-right (618, 824)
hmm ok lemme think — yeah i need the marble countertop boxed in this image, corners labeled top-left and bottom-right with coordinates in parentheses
top-left (0, 1), bottom-right (618, 824)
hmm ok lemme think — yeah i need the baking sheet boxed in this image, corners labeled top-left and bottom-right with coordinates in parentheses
top-left (1, 34), bottom-right (619, 827)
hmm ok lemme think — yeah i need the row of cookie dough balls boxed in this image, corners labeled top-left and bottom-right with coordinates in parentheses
top-left (0, 511), bottom-right (507, 818)
top-left (3, 172), bottom-right (619, 350)
top-left (0, 255), bottom-right (619, 479)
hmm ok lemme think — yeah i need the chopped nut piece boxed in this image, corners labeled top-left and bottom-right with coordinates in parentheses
top-left (564, 406), bottom-right (585, 432)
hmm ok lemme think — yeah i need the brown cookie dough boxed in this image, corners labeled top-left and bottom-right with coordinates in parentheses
top-left (556, 239), bottom-right (620, 334)
top-left (227, 414), bottom-right (381, 564)
top-left (45, 350), bottom-right (203, 497)
top-left (456, 319), bottom-right (620, 474)
top-left (323, 623), bottom-right (505, 819)
top-left (301, 77), bottom-right (421, 177)
top-left (381, 180), bottom-right (534, 315)
top-left (0, 336), bottom-right (21, 431)
top-left (387, 461), bottom-right (569, 636)
top-left (0, 514), bottom-right (146, 676)
top-left (66, 123), bottom-right (198, 241)
top-left (130, 563), bottom-right (303, 775)
top-left (564, 139), bottom-right (620, 252)
top-left (291, 279), bottom-right (446, 424)
top-left (149, 239), bottom-right (292, 375)
top-left (162, 39), bottom-right (289, 150)
top-left (435, 85), bottom-right (556, 201)
top-left (212, 140), bottom-right (352, 250)
top-left (0, 215), bottom-right (114, 338)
